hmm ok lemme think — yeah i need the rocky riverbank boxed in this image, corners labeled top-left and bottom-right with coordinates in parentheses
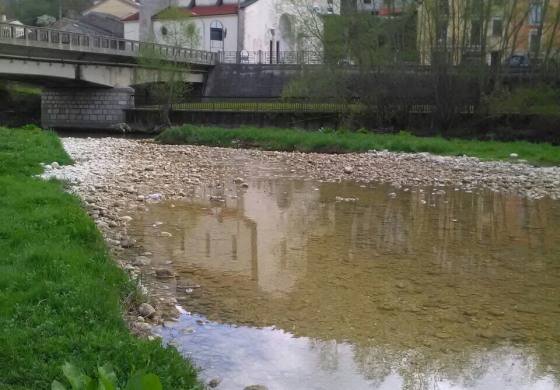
top-left (41, 137), bottom-right (560, 324)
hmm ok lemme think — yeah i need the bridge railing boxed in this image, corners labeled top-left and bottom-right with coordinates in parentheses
top-left (216, 50), bottom-right (324, 65)
top-left (0, 21), bottom-right (216, 65)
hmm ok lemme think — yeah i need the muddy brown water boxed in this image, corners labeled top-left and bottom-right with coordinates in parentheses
top-left (127, 165), bottom-right (560, 390)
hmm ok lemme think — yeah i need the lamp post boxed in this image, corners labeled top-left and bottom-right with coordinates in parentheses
top-left (190, 12), bottom-right (205, 51)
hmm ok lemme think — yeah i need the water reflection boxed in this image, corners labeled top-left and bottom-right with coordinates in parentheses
top-left (130, 178), bottom-right (560, 390)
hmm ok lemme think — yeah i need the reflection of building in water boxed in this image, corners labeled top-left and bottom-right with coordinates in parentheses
top-left (140, 179), bottom-right (321, 296)
top-left (312, 183), bottom-right (560, 276)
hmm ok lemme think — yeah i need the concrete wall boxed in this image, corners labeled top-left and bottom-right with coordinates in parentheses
top-left (152, 14), bottom-right (238, 52)
top-left (123, 20), bottom-right (140, 41)
top-left (42, 87), bottom-right (134, 130)
top-left (204, 63), bottom-right (307, 97)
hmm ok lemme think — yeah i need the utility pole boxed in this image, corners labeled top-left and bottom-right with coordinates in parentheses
top-left (237, 0), bottom-right (241, 52)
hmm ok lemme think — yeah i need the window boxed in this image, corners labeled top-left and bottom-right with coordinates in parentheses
top-left (160, 26), bottom-right (168, 36)
top-left (530, 1), bottom-right (543, 25)
top-left (210, 20), bottom-right (224, 41)
top-left (210, 20), bottom-right (224, 50)
top-left (492, 19), bottom-right (503, 37)
top-left (210, 27), bottom-right (223, 41)
top-left (471, 20), bottom-right (482, 45)
top-left (529, 30), bottom-right (541, 52)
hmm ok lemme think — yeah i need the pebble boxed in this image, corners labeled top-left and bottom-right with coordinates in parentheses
top-left (155, 268), bottom-right (175, 278)
top-left (208, 378), bottom-right (222, 388)
top-left (132, 256), bottom-right (151, 266)
top-left (135, 322), bottom-right (152, 332)
top-left (120, 238), bottom-right (136, 248)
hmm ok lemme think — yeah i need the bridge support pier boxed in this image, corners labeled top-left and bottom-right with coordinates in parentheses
top-left (41, 87), bottom-right (134, 131)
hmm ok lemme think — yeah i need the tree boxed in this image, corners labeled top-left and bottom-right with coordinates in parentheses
top-left (36, 14), bottom-right (56, 27)
top-left (135, 6), bottom-right (200, 128)
top-left (283, 3), bottom-right (420, 130)
top-left (0, 0), bottom-right (92, 25)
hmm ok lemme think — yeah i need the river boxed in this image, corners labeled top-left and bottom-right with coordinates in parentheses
top-left (126, 164), bottom-right (560, 389)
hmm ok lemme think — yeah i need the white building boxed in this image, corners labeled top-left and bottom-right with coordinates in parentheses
top-left (123, 0), bottom-right (339, 57)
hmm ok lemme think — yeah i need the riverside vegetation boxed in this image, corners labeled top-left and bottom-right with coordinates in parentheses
top-left (0, 126), bottom-right (201, 389)
top-left (156, 125), bottom-right (560, 165)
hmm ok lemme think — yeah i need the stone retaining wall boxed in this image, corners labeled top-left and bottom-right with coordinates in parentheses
top-left (41, 87), bottom-right (134, 130)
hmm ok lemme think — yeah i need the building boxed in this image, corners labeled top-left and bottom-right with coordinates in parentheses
top-left (53, 12), bottom-right (125, 38)
top-left (416, 0), bottom-right (560, 65)
top-left (341, 0), bottom-right (411, 16)
top-left (123, 0), bottom-right (339, 57)
top-left (0, 14), bottom-right (23, 26)
top-left (82, 0), bottom-right (140, 20)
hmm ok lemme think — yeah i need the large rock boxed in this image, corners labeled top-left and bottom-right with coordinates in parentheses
top-left (138, 303), bottom-right (156, 318)
top-left (244, 386), bottom-right (268, 390)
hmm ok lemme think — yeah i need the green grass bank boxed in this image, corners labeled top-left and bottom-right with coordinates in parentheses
top-left (0, 126), bottom-right (201, 389)
top-left (0, 82), bottom-right (41, 127)
top-left (157, 125), bottom-right (560, 165)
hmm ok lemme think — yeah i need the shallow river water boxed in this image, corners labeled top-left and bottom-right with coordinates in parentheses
top-left (127, 161), bottom-right (560, 390)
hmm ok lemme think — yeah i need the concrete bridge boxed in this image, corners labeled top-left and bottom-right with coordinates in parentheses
top-left (0, 21), bottom-right (216, 130)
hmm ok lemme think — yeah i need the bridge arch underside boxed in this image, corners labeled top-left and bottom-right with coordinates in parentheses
top-left (0, 58), bottom-right (136, 88)
top-left (0, 58), bottom-right (204, 131)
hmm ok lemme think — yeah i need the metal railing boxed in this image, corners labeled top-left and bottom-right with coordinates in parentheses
top-left (0, 21), bottom-right (216, 65)
top-left (137, 97), bottom-right (346, 112)
top-left (135, 97), bottom-right (478, 115)
top-left (216, 50), bottom-right (324, 65)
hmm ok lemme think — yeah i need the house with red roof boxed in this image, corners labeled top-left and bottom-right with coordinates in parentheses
top-left (123, 0), bottom-right (338, 57)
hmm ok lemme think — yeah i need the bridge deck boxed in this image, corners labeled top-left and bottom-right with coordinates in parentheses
top-left (0, 21), bottom-right (216, 66)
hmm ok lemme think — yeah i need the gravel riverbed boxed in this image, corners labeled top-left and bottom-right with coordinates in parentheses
top-left (40, 137), bottom-right (560, 330)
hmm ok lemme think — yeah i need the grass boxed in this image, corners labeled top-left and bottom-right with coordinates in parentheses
top-left (156, 125), bottom-right (560, 165)
top-left (0, 82), bottom-right (42, 127)
top-left (0, 126), bottom-right (201, 389)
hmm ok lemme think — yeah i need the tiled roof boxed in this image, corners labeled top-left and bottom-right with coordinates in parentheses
top-left (121, 11), bottom-right (139, 21)
top-left (121, 1), bottom-right (261, 22)
top-left (189, 5), bottom-right (238, 16)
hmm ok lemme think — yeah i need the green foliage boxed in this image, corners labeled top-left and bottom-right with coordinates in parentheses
top-left (0, 82), bottom-right (42, 127)
top-left (135, 6), bottom-right (199, 126)
top-left (397, 130), bottom-right (413, 137)
top-left (37, 14), bottom-right (56, 26)
top-left (323, 10), bottom-right (418, 66)
top-left (157, 124), bottom-right (560, 165)
top-left (0, 0), bottom-right (92, 24)
top-left (52, 362), bottom-right (163, 390)
top-left (485, 85), bottom-right (560, 116)
top-left (0, 127), bottom-right (201, 389)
